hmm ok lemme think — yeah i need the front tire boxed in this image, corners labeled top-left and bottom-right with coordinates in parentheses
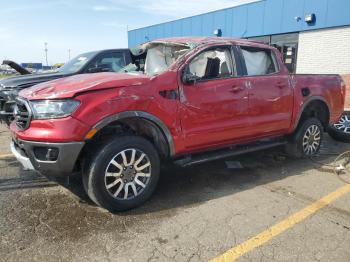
top-left (285, 118), bottom-right (324, 158)
top-left (83, 136), bottom-right (160, 212)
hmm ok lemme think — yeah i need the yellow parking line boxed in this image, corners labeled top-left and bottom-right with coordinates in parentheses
top-left (0, 153), bottom-right (14, 158)
top-left (210, 184), bottom-right (350, 262)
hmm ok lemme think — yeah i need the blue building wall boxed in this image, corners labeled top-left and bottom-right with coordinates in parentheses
top-left (128, 0), bottom-right (350, 47)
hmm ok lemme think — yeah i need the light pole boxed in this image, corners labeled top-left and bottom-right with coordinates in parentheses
top-left (126, 25), bottom-right (129, 47)
top-left (44, 42), bottom-right (48, 66)
top-left (68, 49), bottom-right (71, 61)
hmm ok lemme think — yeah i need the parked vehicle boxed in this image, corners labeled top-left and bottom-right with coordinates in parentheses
top-left (2, 60), bottom-right (31, 75)
top-left (328, 110), bottom-right (350, 142)
top-left (0, 49), bottom-right (132, 124)
top-left (10, 37), bottom-right (345, 211)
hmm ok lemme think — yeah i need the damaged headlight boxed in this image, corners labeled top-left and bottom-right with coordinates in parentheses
top-left (30, 99), bottom-right (80, 120)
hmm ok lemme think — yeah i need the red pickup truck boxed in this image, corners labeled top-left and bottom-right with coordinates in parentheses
top-left (10, 37), bottom-right (345, 211)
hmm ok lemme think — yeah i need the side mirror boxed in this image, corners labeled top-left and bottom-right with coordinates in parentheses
top-left (182, 70), bottom-right (199, 84)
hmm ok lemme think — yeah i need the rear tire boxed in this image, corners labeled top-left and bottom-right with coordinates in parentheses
top-left (82, 136), bottom-right (160, 212)
top-left (327, 113), bottom-right (350, 143)
top-left (285, 118), bottom-right (323, 158)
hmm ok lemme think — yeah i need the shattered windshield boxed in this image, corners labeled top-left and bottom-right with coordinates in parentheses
top-left (58, 51), bottom-right (98, 74)
top-left (120, 42), bottom-right (191, 76)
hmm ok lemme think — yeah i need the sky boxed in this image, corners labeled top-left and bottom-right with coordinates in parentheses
top-left (0, 0), bottom-right (257, 65)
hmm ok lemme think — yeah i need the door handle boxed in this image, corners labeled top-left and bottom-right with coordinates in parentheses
top-left (276, 82), bottom-right (286, 88)
top-left (230, 85), bottom-right (244, 93)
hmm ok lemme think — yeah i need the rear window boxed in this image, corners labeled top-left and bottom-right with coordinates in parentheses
top-left (241, 47), bottom-right (278, 76)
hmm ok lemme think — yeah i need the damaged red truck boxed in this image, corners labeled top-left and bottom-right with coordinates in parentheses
top-left (10, 37), bottom-right (345, 211)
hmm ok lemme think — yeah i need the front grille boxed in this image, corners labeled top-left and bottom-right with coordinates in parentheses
top-left (0, 96), bottom-right (6, 111)
top-left (14, 98), bottom-right (31, 130)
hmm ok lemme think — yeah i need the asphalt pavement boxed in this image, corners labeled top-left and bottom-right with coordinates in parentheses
top-left (0, 124), bottom-right (349, 262)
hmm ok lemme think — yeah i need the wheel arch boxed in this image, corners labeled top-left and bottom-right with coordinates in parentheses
top-left (294, 96), bottom-right (330, 131)
top-left (88, 111), bottom-right (175, 158)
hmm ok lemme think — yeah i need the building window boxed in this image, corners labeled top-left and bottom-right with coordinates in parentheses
top-left (271, 33), bottom-right (299, 73)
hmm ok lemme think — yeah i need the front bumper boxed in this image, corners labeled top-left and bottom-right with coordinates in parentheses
top-left (11, 138), bottom-right (85, 177)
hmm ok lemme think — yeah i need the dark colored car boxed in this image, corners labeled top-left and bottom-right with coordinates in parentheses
top-left (0, 49), bottom-right (132, 124)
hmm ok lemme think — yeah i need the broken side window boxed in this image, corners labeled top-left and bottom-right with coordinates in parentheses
top-left (120, 43), bottom-right (190, 75)
top-left (241, 47), bottom-right (278, 76)
top-left (188, 47), bottom-right (235, 80)
top-left (144, 44), bottom-right (190, 76)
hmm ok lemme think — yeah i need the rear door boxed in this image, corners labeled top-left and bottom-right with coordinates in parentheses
top-left (179, 45), bottom-right (250, 149)
top-left (238, 46), bottom-right (294, 137)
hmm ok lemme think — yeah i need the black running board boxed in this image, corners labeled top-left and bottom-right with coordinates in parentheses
top-left (174, 140), bottom-right (287, 167)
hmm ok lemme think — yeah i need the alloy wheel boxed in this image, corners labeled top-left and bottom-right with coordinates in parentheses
top-left (104, 148), bottom-right (151, 200)
top-left (302, 124), bottom-right (321, 155)
top-left (333, 115), bottom-right (350, 134)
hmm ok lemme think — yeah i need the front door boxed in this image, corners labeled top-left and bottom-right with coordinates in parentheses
top-left (179, 46), bottom-right (250, 150)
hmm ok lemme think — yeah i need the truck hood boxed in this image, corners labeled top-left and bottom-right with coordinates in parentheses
top-left (2, 60), bottom-right (31, 75)
top-left (20, 72), bottom-right (150, 100)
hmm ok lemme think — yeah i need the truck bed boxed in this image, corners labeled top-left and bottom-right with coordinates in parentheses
top-left (292, 74), bottom-right (345, 123)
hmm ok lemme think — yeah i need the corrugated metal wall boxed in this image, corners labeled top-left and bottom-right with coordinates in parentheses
top-left (128, 0), bottom-right (350, 47)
